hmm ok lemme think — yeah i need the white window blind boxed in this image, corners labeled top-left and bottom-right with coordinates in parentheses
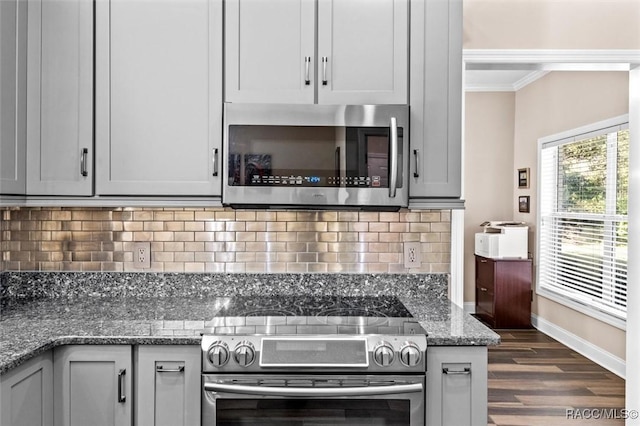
top-left (538, 119), bottom-right (629, 321)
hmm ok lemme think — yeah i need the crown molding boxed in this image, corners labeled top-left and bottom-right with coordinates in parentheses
top-left (463, 49), bottom-right (640, 65)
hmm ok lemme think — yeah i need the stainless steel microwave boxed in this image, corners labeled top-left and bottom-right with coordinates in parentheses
top-left (222, 103), bottom-right (409, 209)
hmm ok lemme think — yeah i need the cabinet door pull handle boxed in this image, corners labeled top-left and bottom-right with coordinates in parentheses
top-left (304, 56), bottom-right (311, 85)
top-left (80, 148), bottom-right (88, 177)
top-left (442, 367), bottom-right (471, 375)
top-left (480, 259), bottom-right (488, 263)
top-left (117, 369), bottom-right (126, 403)
top-left (212, 148), bottom-right (219, 177)
top-left (322, 56), bottom-right (328, 86)
top-left (156, 365), bottom-right (185, 373)
top-left (413, 149), bottom-right (420, 178)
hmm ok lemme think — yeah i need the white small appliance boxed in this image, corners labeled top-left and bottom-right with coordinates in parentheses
top-left (475, 221), bottom-right (528, 259)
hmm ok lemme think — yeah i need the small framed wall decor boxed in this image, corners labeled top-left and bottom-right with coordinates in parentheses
top-left (518, 168), bottom-right (530, 189)
top-left (519, 195), bottom-right (530, 213)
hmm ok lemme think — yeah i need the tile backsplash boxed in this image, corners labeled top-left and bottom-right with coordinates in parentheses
top-left (1, 207), bottom-right (451, 273)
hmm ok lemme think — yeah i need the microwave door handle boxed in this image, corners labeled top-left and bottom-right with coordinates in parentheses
top-left (335, 147), bottom-right (341, 180)
top-left (204, 382), bottom-right (423, 397)
top-left (389, 117), bottom-right (398, 198)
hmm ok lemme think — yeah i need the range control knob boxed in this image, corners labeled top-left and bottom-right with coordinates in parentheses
top-left (373, 341), bottom-right (395, 367)
top-left (233, 341), bottom-right (256, 367)
top-left (399, 342), bottom-right (422, 367)
top-left (207, 341), bottom-right (230, 367)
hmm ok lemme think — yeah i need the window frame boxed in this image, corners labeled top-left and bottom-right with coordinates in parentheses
top-left (536, 114), bottom-right (629, 331)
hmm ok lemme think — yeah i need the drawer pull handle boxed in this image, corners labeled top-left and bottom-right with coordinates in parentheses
top-left (156, 365), bottom-right (185, 373)
top-left (443, 367), bottom-right (471, 375)
top-left (480, 259), bottom-right (488, 263)
top-left (117, 369), bottom-right (126, 403)
top-left (480, 287), bottom-right (488, 292)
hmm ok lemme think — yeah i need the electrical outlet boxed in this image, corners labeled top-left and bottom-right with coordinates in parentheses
top-left (133, 242), bottom-right (151, 269)
top-left (404, 242), bottom-right (421, 268)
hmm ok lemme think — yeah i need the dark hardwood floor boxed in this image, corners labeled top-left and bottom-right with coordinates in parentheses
top-left (488, 329), bottom-right (626, 425)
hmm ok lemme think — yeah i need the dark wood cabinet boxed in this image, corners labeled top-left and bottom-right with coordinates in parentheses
top-left (475, 255), bottom-right (532, 328)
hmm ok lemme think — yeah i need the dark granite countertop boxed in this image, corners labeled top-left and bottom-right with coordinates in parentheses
top-left (0, 273), bottom-right (500, 374)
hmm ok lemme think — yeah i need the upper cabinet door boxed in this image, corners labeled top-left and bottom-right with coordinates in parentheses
top-left (0, 0), bottom-right (27, 195)
top-left (317, 0), bottom-right (408, 105)
top-left (225, 0), bottom-right (315, 104)
top-left (26, 0), bottom-right (93, 196)
top-left (96, 0), bottom-right (223, 196)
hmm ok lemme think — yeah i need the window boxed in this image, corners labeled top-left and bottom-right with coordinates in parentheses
top-left (538, 116), bottom-right (629, 323)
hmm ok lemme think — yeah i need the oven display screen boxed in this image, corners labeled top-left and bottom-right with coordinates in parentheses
top-left (260, 338), bottom-right (368, 367)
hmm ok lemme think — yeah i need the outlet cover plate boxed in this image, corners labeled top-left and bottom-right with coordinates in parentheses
top-left (133, 242), bottom-right (151, 269)
top-left (404, 242), bottom-right (421, 269)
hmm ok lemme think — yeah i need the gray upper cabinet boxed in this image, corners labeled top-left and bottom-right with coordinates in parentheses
top-left (26, 0), bottom-right (93, 196)
top-left (317, 0), bottom-right (408, 105)
top-left (0, 0), bottom-right (27, 195)
top-left (225, 0), bottom-right (315, 104)
top-left (95, 0), bottom-right (223, 196)
top-left (409, 0), bottom-right (463, 203)
top-left (225, 0), bottom-right (408, 105)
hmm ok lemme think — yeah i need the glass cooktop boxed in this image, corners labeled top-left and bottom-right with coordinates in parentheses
top-left (205, 295), bottom-right (426, 337)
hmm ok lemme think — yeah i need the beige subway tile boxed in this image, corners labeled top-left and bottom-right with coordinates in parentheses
top-left (204, 242), bottom-right (225, 252)
top-left (337, 253), bottom-right (357, 263)
top-left (152, 232), bottom-right (173, 242)
top-left (379, 252), bottom-right (401, 263)
top-left (286, 242), bottom-right (306, 252)
top-left (379, 232), bottom-right (400, 242)
top-left (123, 221), bottom-right (144, 232)
top-left (294, 211), bottom-right (320, 222)
top-left (10, 251), bottom-right (31, 261)
top-left (236, 232), bottom-right (256, 242)
top-left (308, 263), bottom-right (328, 273)
top-left (51, 252), bottom-right (64, 262)
top-left (440, 210), bottom-right (451, 222)
top-left (298, 253), bottom-right (317, 263)
top-left (276, 212), bottom-right (297, 222)
top-left (113, 211), bottom-right (133, 221)
top-left (225, 242), bottom-right (246, 252)
top-left (440, 232), bottom-right (451, 243)
top-left (205, 221), bottom-right (225, 232)
top-left (69, 231), bottom-right (91, 241)
top-left (430, 263), bottom-right (450, 273)
top-left (184, 263), bottom-right (205, 273)
top-left (286, 262), bottom-right (308, 273)
top-left (246, 262), bottom-right (267, 273)
top-left (225, 222), bottom-right (246, 232)
top-left (419, 212), bottom-right (441, 223)
top-left (319, 211), bottom-right (338, 222)
top-left (235, 211), bottom-right (256, 221)
top-left (368, 243), bottom-right (390, 253)
top-left (318, 252), bottom-right (337, 263)
top-left (225, 263), bottom-right (246, 273)
top-left (133, 211), bottom-right (153, 221)
top-left (246, 222), bottom-right (266, 232)
top-left (92, 252), bottom-right (113, 262)
top-left (245, 242), bottom-right (267, 252)
top-left (164, 262), bottom-right (185, 272)
top-left (337, 211), bottom-right (358, 222)
top-left (150, 241), bottom-right (164, 253)
top-left (31, 210), bottom-right (52, 221)
top-left (409, 223), bottom-right (431, 233)
top-left (195, 252), bottom-right (215, 262)
top-left (367, 264), bottom-right (388, 273)
top-left (4, 261), bottom-right (21, 271)
top-left (42, 221), bottom-right (62, 231)
top-left (401, 233), bottom-right (420, 242)
top-left (113, 251), bottom-right (129, 262)
top-left (369, 222), bottom-right (389, 233)
top-left (326, 263), bottom-right (346, 273)
top-left (92, 232), bottom-right (113, 242)
top-left (255, 252), bottom-right (277, 262)
top-left (51, 211), bottom-right (72, 221)
top-left (276, 232), bottom-right (296, 242)
top-left (256, 211), bottom-right (277, 221)
top-left (387, 263), bottom-right (407, 273)
top-left (154, 252), bottom-right (174, 262)
top-left (358, 212), bottom-right (379, 222)
top-left (215, 252), bottom-right (235, 262)
top-left (164, 221), bottom-right (184, 232)
top-left (174, 232), bottom-right (195, 242)
top-left (307, 242), bottom-right (328, 253)
top-left (205, 262), bottom-right (225, 272)
top-left (389, 242), bottom-right (402, 253)
top-left (318, 232), bottom-right (338, 242)
top-left (296, 232), bottom-right (319, 242)
top-left (41, 241), bottom-right (63, 251)
top-left (184, 242), bottom-right (204, 252)
top-left (420, 233), bottom-right (441, 243)
top-left (431, 222), bottom-right (451, 233)
top-left (287, 222), bottom-right (327, 232)
top-left (337, 232), bottom-right (358, 242)
top-left (399, 212), bottom-right (420, 222)
top-left (154, 211), bottom-right (174, 221)
top-left (236, 252), bottom-right (256, 262)
top-left (357, 252), bottom-right (379, 263)
top-left (143, 221), bottom-right (164, 231)
top-left (214, 231), bottom-right (234, 242)
top-left (92, 210), bottom-right (112, 221)
top-left (277, 252), bottom-right (296, 262)
top-left (51, 231), bottom-right (72, 241)
top-left (328, 222), bottom-right (349, 232)
top-left (101, 262), bottom-right (122, 272)
top-left (175, 252), bottom-right (194, 262)
top-left (174, 211), bottom-right (194, 221)
top-left (61, 221), bottom-right (82, 231)
top-left (379, 212), bottom-right (399, 222)
top-left (212, 211), bottom-right (234, 221)
top-left (266, 222), bottom-right (286, 232)
top-left (182, 221), bottom-right (203, 232)
top-left (349, 222), bottom-right (368, 232)
top-left (358, 233), bottom-right (379, 242)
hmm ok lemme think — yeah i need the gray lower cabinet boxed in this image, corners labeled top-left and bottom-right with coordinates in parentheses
top-left (26, 0), bottom-right (93, 196)
top-left (409, 0), bottom-right (463, 204)
top-left (0, 0), bottom-right (27, 196)
top-left (0, 351), bottom-right (54, 426)
top-left (135, 345), bottom-right (201, 426)
top-left (95, 0), bottom-right (223, 196)
top-left (426, 346), bottom-right (488, 426)
top-left (53, 345), bottom-right (132, 426)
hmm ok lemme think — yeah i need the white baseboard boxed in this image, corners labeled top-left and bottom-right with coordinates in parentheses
top-left (464, 302), bottom-right (476, 315)
top-left (531, 314), bottom-right (626, 378)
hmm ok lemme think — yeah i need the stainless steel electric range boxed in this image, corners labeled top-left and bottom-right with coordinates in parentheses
top-left (201, 295), bottom-right (428, 425)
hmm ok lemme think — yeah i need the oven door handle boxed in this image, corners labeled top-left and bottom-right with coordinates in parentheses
top-left (204, 381), bottom-right (423, 397)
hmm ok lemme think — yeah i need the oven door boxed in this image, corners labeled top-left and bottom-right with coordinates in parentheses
top-left (202, 374), bottom-right (424, 425)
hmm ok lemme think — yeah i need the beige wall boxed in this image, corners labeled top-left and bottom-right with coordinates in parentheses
top-left (514, 71), bottom-right (629, 360)
top-left (463, 92), bottom-right (516, 302)
top-left (464, 0), bottom-right (640, 49)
